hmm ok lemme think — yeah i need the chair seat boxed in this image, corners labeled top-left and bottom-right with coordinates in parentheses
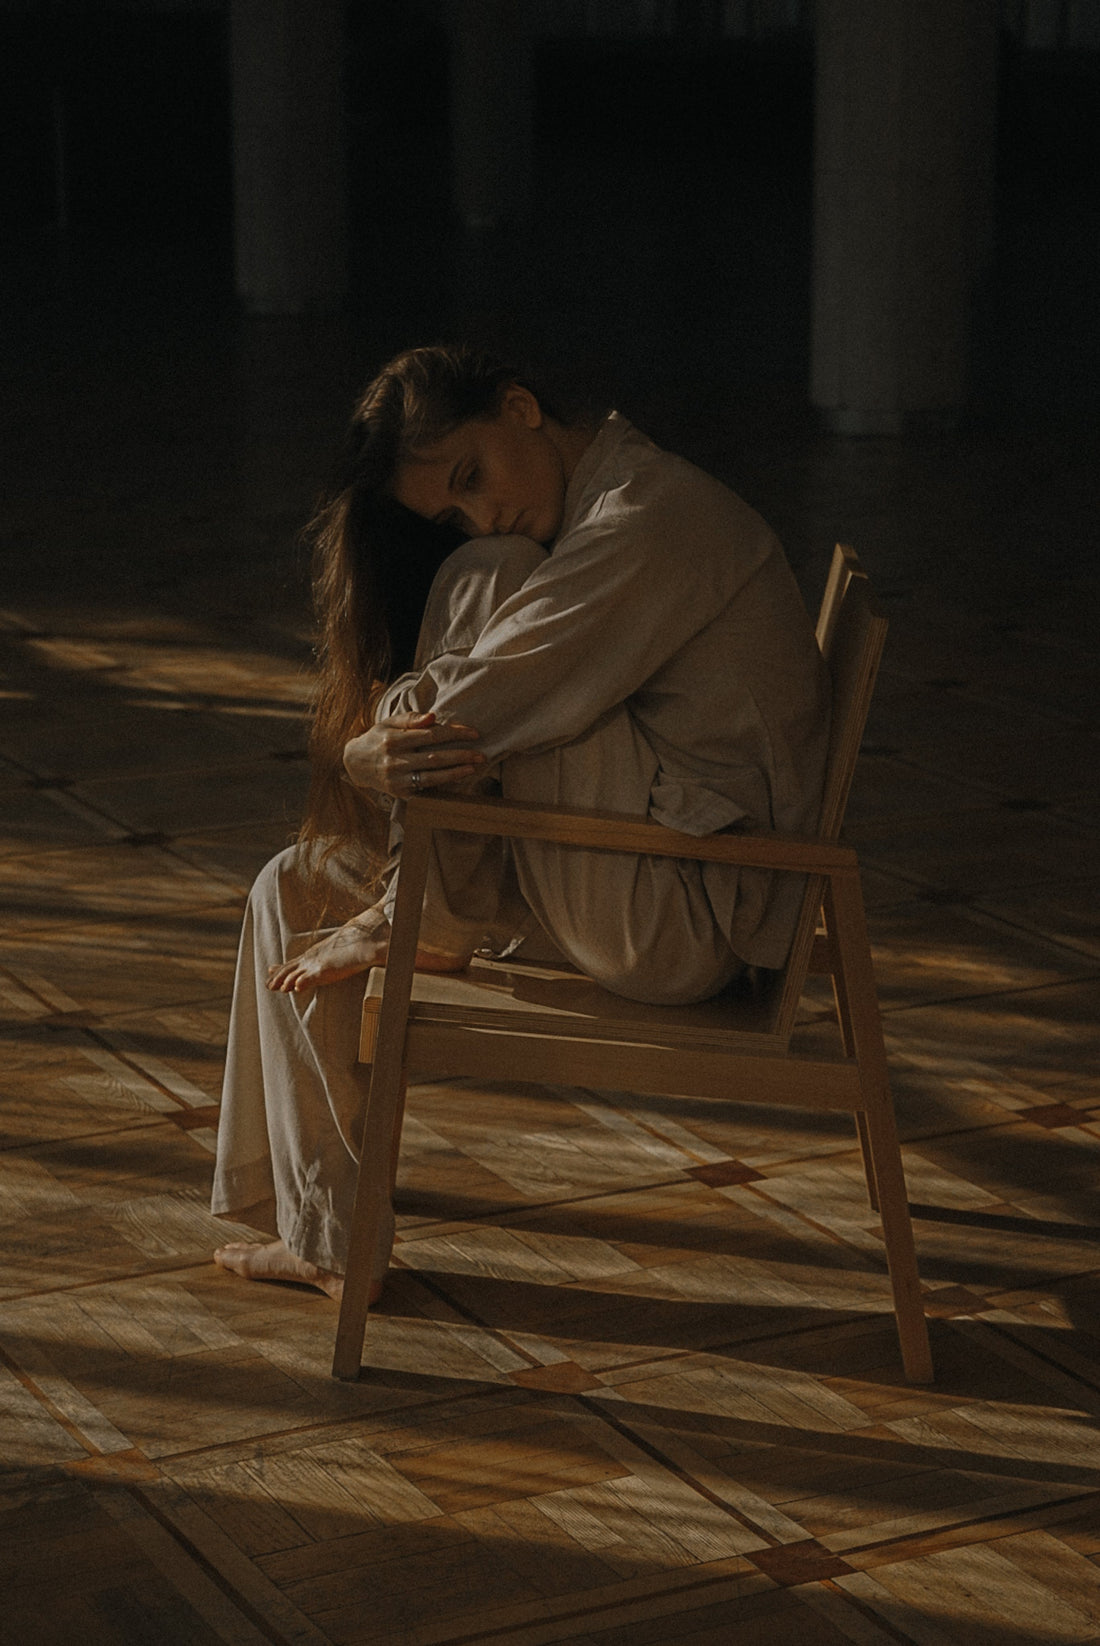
top-left (360, 958), bottom-right (864, 1109)
top-left (361, 955), bottom-right (778, 1048)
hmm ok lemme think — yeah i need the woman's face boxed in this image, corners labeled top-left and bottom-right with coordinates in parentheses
top-left (392, 385), bottom-right (569, 545)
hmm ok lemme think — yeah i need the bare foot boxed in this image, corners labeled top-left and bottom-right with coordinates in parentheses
top-left (213, 1238), bottom-right (383, 1305)
top-left (267, 919), bottom-right (470, 995)
top-left (267, 923), bottom-right (390, 994)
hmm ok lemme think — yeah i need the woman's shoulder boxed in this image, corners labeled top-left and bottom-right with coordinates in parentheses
top-left (565, 413), bottom-right (775, 560)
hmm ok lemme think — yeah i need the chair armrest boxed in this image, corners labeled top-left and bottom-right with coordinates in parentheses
top-left (403, 792), bottom-right (857, 875)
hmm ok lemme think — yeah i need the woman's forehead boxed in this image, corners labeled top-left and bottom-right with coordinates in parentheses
top-left (399, 420), bottom-right (482, 484)
top-left (405, 424), bottom-right (469, 464)
top-left (395, 416), bottom-right (496, 491)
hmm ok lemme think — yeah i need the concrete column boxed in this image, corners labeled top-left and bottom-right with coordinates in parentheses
top-left (449, 0), bottom-right (533, 231)
top-left (230, 0), bottom-right (348, 313)
top-left (811, 0), bottom-right (998, 434)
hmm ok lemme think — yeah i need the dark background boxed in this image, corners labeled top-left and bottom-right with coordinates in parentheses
top-left (4, 5), bottom-right (1098, 416)
top-left (2, 3), bottom-right (1098, 624)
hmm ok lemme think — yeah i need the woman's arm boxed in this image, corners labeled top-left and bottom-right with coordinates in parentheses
top-left (361, 516), bottom-right (740, 767)
top-left (346, 460), bottom-right (770, 793)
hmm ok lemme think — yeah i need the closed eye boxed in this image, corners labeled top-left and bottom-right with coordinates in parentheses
top-left (438, 502), bottom-right (477, 535)
top-left (433, 461), bottom-right (481, 532)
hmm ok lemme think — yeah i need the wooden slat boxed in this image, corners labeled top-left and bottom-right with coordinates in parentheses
top-left (769, 554), bottom-right (889, 1044)
top-left (359, 962), bottom-right (785, 1061)
top-left (401, 792), bottom-right (860, 873)
top-left (814, 540), bottom-right (859, 656)
top-left (399, 1022), bottom-right (865, 1111)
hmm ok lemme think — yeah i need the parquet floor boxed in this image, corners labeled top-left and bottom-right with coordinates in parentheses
top-left (4, 281), bottom-right (1100, 1642)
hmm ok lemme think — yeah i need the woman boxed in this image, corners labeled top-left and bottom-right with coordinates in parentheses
top-left (212, 344), bottom-right (830, 1299)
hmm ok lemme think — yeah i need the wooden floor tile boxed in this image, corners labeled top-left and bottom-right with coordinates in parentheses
top-left (0, 784), bottom-right (125, 855)
top-left (71, 759), bottom-right (308, 839)
top-left (0, 918), bottom-right (238, 1019)
top-left (841, 1536), bottom-right (1100, 1645)
top-left (0, 1476), bottom-right (270, 1645)
top-left (0, 842), bottom-right (243, 932)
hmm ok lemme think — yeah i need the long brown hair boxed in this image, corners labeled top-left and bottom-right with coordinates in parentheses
top-left (299, 344), bottom-right (554, 881)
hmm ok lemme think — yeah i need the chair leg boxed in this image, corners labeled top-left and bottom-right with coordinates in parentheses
top-left (825, 902), bottom-right (880, 1213)
top-left (332, 1059), bottom-right (407, 1380)
top-left (332, 814), bottom-right (433, 1380)
top-left (862, 1096), bottom-right (934, 1384)
top-left (826, 874), bottom-right (933, 1384)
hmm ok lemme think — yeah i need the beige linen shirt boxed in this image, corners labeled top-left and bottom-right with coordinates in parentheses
top-left (383, 412), bottom-right (831, 968)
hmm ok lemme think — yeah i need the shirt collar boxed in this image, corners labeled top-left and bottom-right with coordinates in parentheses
top-left (555, 410), bottom-right (631, 542)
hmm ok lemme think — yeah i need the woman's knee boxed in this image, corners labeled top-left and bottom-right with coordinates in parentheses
top-left (247, 843), bottom-right (330, 940)
top-left (250, 845), bottom-right (302, 904)
top-left (448, 534), bottom-right (548, 590)
top-left (418, 536), bottom-right (548, 660)
top-left (253, 838), bottom-right (379, 939)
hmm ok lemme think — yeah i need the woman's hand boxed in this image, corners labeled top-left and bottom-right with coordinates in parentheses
top-left (343, 710), bottom-right (484, 799)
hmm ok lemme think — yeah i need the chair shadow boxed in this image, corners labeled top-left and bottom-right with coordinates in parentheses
top-left (910, 1201), bottom-right (1100, 1245)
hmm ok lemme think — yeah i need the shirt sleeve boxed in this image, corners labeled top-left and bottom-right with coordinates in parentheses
top-left (377, 506), bottom-right (737, 762)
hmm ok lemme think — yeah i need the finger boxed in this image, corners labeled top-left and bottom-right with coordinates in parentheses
top-left (402, 765), bottom-right (477, 795)
top-left (422, 762), bottom-right (480, 787)
top-left (381, 729), bottom-right (481, 763)
top-left (423, 720), bottom-right (480, 742)
top-left (397, 727), bottom-right (480, 753)
top-left (394, 721), bottom-right (480, 747)
top-left (409, 747), bottom-right (486, 772)
top-left (378, 714), bottom-right (436, 738)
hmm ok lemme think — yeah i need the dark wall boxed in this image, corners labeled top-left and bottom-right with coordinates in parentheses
top-left (1, 6), bottom-right (231, 239)
top-left (2, 7), bottom-right (1095, 422)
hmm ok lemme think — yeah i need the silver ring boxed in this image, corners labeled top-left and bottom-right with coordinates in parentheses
top-left (410, 771), bottom-right (421, 793)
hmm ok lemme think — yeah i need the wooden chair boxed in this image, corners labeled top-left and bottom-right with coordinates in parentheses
top-left (333, 544), bottom-right (933, 1384)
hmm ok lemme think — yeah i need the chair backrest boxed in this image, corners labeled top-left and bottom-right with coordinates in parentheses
top-left (766, 544), bottom-right (889, 1040)
top-left (815, 545), bottom-right (889, 842)
top-left (814, 538), bottom-right (858, 659)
